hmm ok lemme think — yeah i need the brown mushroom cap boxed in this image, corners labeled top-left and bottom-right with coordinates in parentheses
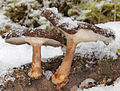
top-left (41, 8), bottom-right (115, 39)
top-left (5, 29), bottom-right (64, 46)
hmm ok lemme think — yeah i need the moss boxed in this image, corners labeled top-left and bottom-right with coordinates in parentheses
top-left (97, 56), bottom-right (114, 65)
top-left (4, 0), bottom-right (42, 28)
top-left (50, 0), bottom-right (71, 16)
top-left (0, 25), bottom-right (10, 35)
top-left (12, 68), bottom-right (31, 86)
top-left (5, 5), bottom-right (27, 23)
top-left (71, 0), bottom-right (81, 4)
top-left (67, 0), bottom-right (120, 24)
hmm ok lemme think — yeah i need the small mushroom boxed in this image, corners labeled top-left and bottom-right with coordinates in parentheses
top-left (5, 28), bottom-right (64, 78)
top-left (41, 8), bottom-right (115, 87)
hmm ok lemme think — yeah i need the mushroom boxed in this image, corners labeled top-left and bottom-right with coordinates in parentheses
top-left (41, 8), bottom-right (115, 88)
top-left (5, 28), bottom-right (64, 78)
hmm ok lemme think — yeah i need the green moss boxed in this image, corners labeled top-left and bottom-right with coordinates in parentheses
top-left (117, 49), bottom-right (120, 54)
top-left (4, 0), bottom-right (42, 28)
top-left (71, 0), bottom-right (81, 4)
top-left (97, 56), bottom-right (114, 65)
top-left (0, 25), bottom-right (11, 35)
top-left (68, 0), bottom-right (120, 24)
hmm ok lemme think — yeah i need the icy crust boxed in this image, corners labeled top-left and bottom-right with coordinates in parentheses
top-left (43, 7), bottom-right (115, 38)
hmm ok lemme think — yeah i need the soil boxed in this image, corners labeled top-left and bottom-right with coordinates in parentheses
top-left (1, 54), bottom-right (120, 91)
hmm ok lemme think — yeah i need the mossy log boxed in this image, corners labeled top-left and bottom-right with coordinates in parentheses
top-left (2, 55), bottom-right (120, 91)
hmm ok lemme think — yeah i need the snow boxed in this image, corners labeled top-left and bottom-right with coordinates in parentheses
top-left (0, 4), bottom-right (120, 90)
top-left (0, 36), bottom-right (63, 86)
top-left (44, 7), bottom-right (58, 15)
top-left (81, 10), bottom-right (91, 14)
top-left (76, 77), bottom-right (120, 91)
top-left (57, 17), bottom-right (78, 29)
top-left (75, 22), bottom-right (120, 60)
top-left (0, 36), bottom-right (63, 67)
top-left (1, 22), bottom-right (120, 90)
top-left (45, 7), bottom-right (79, 30)
top-left (96, 1), bottom-right (105, 9)
top-left (43, 70), bottom-right (53, 80)
top-left (0, 9), bottom-right (26, 33)
top-left (70, 77), bottom-right (120, 91)
top-left (79, 78), bottom-right (95, 88)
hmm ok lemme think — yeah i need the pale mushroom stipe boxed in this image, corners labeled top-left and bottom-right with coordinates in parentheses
top-left (41, 7), bottom-right (115, 88)
top-left (5, 28), bottom-right (64, 78)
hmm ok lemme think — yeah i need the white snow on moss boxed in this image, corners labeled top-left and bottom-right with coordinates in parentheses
top-left (0, 9), bottom-right (26, 33)
top-left (44, 7), bottom-right (58, 15)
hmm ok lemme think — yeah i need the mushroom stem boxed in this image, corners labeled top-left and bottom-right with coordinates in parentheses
top-left (28, 44), bottom-right (42, 78)
top-left (52, 38), bottom-right (77, 87)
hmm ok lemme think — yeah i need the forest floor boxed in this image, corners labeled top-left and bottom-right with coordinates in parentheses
top-left (1, 54), bottom-right (120, 91)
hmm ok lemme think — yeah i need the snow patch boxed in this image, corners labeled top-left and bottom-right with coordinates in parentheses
top-left (71, 77), bottom-right (120, 91)
top-left (57, 17), bottom-right (78, 30)
top-left (43, 70), bottom-right (53, 80)
top-left (77, 77), bottom-right (120, 91)
top-left (0, 36), bottom-right (63, 86)
top-left (44, 7), bottom-right (58, 15)
top-left (79, 78), bottom-right (95, 88)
